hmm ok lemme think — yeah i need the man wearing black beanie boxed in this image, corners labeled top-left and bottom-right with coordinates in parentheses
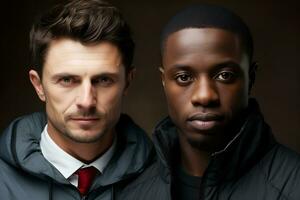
top-left (152, 4), bottom-right (300, 200)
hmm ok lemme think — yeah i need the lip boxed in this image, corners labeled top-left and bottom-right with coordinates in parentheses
top-left (70, 117), bottom-right (99, 126)
top-left (187, 112), bottom-right (223, 121)
top-left (186, 112), bottom-right (223, 132)
top-left (71, 118), bottom-right (99, 121)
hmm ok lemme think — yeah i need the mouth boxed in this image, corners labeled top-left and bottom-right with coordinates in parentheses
top-left (186, 113), bottom-right (224, 132)
top-left (69, 117), bottom-right (100, 126)
top-left (71, 117), bottom-right (99, 121)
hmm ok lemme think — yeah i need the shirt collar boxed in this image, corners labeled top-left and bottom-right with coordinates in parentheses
top-left (40, 125), bottom-right (116, 179)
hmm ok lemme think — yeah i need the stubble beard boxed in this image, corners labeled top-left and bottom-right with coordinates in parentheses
top-left (62, 126), bottom-right (109, 144)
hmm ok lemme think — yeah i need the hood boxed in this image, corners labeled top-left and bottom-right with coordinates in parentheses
top-left (94, 114), bottom-right (155, 186)
top-left (0, 112), bottom-right (67, 183)
top-left (153, 98), bottom-right (276, 185)
top-left (0, 112), bottom-right (154, 186)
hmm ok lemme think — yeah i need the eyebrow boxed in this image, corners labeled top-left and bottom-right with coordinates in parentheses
top-left (169, 64), bottom-right (194, 70)
top-left (167, 60), bottom-right (242, 75)
top-left (165, 65), bottom-right (196, 75)
top-left (91, 73), bottom-right (120, 80)
top-left (51, 72), bottom-right (120, 81)
top-left (51, 73), bottom-right (78, 80)
top-left (214, 61), bottom-right (241, 69)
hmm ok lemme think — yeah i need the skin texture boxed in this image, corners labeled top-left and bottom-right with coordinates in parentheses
top-left (29, 38), bottom-right (133, 163)
top-left (161, 28), bottom-right (251, 176)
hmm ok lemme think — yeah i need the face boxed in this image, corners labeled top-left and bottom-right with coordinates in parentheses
top-left (161, 28), bottom-right (250, 151)
top-left (30, 38), bottom-right (131, 146)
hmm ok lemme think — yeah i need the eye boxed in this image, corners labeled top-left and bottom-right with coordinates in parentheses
top-left (58, 76), bottom-right (78, 86)
top-left (62, 77), bottom-right (71, 83)
top-left (92, 76), bottom-right (114, 86)
top-left (175, 72), bottom-right (193, 85)
top-left (214, 71), bottom-right (236, 82)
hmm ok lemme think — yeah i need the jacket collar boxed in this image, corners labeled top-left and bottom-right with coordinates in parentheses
top-left (153, 98), bottom-right (276, 185)
top-left (0, 113), bottom-right (154, 186)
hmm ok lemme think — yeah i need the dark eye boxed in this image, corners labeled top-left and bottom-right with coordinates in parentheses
top-left (215, 71), bottom-right (235, 82)
top-left (175, 73), bottom-right (193, 85)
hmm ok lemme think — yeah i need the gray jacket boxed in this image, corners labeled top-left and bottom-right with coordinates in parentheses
top-left (0, 113), bottom-right (156, 200)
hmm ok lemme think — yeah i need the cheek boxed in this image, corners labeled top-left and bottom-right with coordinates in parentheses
top-left (233, 80), bottom-right (248, 104)
top-left (219, 82), bottom-right (248, 114)
top-left (44, 87), bottom-right (76, 115)
top-left (164, 83), bottom-right (189, 119)
top-left (97, 86), bottom-right (124, 112)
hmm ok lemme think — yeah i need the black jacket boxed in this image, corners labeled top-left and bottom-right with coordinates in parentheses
top-left (152, 99), bottom-right (300, 200)
top-left (0, 113), bottom-right (156, 200)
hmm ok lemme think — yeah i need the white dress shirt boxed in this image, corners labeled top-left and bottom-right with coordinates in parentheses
top-left (40, 125), bottom-right (116, 187)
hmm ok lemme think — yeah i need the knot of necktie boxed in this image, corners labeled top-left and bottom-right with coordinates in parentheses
top-left (76, 166), bottom-right (98, 196)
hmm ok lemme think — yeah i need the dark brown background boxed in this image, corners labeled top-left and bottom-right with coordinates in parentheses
top-left (1, 0), bottom-right (300, 152)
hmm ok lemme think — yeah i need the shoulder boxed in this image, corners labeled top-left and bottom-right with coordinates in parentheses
top-left (118, 160), bottom-right (171, 200)
top-left (0, 160), bottom-right (12, 198)
top-left (0, 112), bottom-right (47, 168)
top-left (0, 158), bottom-right (36, 184)
top-left (0, 158), bottom-right (52, 200)
top-left (261, 144), bottom-right (300, 177)
top-left (260, 144), bottom-right (300, 199)
top-left (228, 144), bottom-right (300, 200)
top-left (0, 158), bottom-right (13, 178)
top-left (0, 159), bottom-right (21, 196)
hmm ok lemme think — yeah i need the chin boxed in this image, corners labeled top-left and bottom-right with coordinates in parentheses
top-left (69, 134), bottom-right (103, 143)
top-left (64, 128), bottom-right (104, 143)
top-left (186, 134), bottom-right (214, 151)
top-left (184, 129), bottom-right (227, 152)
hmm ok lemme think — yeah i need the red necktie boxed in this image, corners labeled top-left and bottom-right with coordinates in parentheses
top-left (76, 167), bottom-right (98, 196)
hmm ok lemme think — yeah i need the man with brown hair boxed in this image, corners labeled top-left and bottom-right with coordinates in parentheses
top-left (0, 1), bottom-right (155, 199)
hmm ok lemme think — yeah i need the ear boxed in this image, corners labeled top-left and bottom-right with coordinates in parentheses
top-left (123, 67), bottom-right (136, 95)
top-left (29, 69), bottom-right (46, 102)
top-left (159, 67), bottom-right (165, 88)
top-left (248, 61), bottom-right (258, 94)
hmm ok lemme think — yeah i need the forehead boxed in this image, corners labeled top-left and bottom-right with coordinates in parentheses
top-left (163, 28), bottom-right (248, 70)
top-left (43, 38), bottom-right (123, 75)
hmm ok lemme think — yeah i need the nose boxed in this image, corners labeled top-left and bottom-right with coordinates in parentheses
top-left (76, 81), bottom-right (96, 110)
top-left (191, 76), bottom-right (219, 107)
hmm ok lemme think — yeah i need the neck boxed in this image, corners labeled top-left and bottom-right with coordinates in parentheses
top-left (47, 125), bottom-right (115, 163)
top-left (178, 134), bottom-right (210, 177)
top-left (62, 138), bottom-right (114, 163)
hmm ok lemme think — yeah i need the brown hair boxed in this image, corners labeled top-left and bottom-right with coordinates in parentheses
top-left (30, 0), bottom-right (134, 76)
